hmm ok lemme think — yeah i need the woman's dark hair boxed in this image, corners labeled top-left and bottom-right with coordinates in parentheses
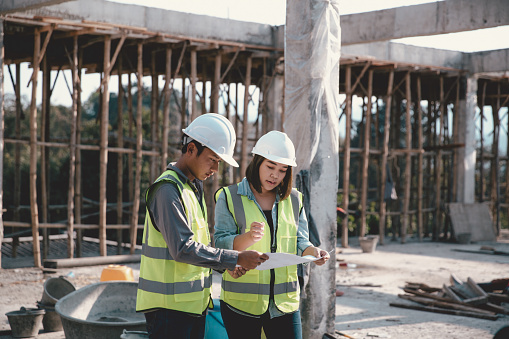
top-left (181, 135), bottom-right (205, 155)
top-left (246, 154), bottom-right (293, 201)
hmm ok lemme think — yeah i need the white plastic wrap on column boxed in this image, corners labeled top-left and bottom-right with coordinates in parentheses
top-left (284, 0), bottom-right (341, 171)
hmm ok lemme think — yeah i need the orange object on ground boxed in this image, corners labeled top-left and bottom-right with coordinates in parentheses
top-left (100, 265), bottom-right (135, 282)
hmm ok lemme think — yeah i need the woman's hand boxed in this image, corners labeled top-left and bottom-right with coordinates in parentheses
top-left (303, 246), bottom-right (330, 266)
top-left (314, 248), bottom-right (330, 266)
top-left (249, 222), bottom-right (265, 242)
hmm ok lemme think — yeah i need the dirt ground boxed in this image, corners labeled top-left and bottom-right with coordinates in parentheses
top-left (1, 236), bottom-right (508, 339)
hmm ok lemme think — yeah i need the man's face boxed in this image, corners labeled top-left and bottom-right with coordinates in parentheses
top-left (188, 145), bottom-right (221, 181)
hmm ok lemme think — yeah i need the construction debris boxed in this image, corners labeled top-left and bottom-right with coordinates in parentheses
top-left (452, 246), bottom-right (509, 256)
top-left (390, 275), bottom-right (509, 321)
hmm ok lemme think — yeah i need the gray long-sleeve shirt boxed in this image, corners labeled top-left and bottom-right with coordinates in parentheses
top-left (145, 163), bottom-right (238, 271)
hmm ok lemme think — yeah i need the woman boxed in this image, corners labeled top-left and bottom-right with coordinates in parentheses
top-left (214, 130), bottom-right (330, 339)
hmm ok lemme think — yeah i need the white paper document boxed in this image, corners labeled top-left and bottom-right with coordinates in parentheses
top-left (256, 252), bottom-right (321, 270)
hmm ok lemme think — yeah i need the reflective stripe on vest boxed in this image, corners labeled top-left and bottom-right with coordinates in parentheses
top-left (218, 184), bottom-right (302, 315)
top-left (136, 170), bottom-right (211, 315)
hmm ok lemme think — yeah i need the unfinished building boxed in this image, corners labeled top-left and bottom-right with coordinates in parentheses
top-left (0, 0), bottom-right (508, 271)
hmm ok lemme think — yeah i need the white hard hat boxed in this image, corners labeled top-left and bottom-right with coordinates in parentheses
top-left (251, 131), bottom-right (297, 167)
top-left (182, 113), bottom-right (239, 167)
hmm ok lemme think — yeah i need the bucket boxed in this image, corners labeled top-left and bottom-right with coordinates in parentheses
top-left (41, 277), bottom-right (76, 306)
top-left (37, 302), bottom-right (63, 332)
top-left (120, 329), bottom-right (149, 338)
top-left (5, 307), bottom-right (45, 338)
top-left (359, 235), bottom-right (379, 253)
top-left (100, 265), bottom-right (135, 282)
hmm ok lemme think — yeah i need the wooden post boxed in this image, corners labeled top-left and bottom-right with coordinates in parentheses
top-left (341, 65), bottom-right (352, 248)
top-left (41, 55), bottom-right (50, 259)
top-left (401, 72), bottom-right (412, 243)
top-left (241, 55), bottom-right (252, 176)
top-left (378, 69), bottom-right (394, 246)
top-left (416, 75), bottom-right (423, 241)
top-left (14, 64), bottom-right (21, 224)
top-left (127, 74), bottom-right (134, 206)
top-left (360, 70), bottom-right (373, 237)
top-left (75, 50), bottom-right (83, 257)
top-left (117, 54), bottom-right (124, 255)
top-left (67, 35), bottom-right (79, 258)
top-left (491, 82), bottom-right (501, 233)
top-left (130, 42), bottom-right (144, 254)
top-left (452, 77), bottom-right (460, 203)
top-left (433, 76), bottom-right (444, 240)
top-left (479, 82), bottom-right (486, 202)
top-left (190, 48), bottom-right (198, 121)
top-left (209, 51), bottom-right (222, 228)
top-left (181, 75), bottom-right (187, 131)
top-left (161, 47), bottom-right (172, 172)
top-left (29, 28), bottom-right (42, 267)
top-left (150, 52), bottom-right (158, 182)
top-left (201, 58), bottom-right (207, 115)
top-left (99, 36), bottom-right (111, 256)
top-left (212, 52), bottom-right (221, 113)
top-left (233, 82), bottom-right (240, 183)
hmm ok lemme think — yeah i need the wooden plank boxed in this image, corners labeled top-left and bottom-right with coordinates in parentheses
top-left (390, 302), bottom-right (499, 321)
top-left (43, 254), bottom-right (141, 269)
top-left (443, 284), bottom-right (463, 302)
top-left (398, 294), bottom-right (497, 315)
top-left (402, 288), bottom-right (495, 315)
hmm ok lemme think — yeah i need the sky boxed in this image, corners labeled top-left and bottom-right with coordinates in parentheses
top-left (6, 0), bottom-right (509, 108)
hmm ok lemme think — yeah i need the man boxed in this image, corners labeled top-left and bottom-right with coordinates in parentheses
top-left (136, 113), bottom-right (268, 339)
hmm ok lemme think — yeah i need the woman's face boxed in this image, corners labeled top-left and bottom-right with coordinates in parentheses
top-left (258, 159), bottom-right (288, 194)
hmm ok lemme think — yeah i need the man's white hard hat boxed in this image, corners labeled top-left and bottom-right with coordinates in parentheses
top-left (182, 113), bottom-right (239, 167)
top-left (251, 130), bottom-right (297, 167)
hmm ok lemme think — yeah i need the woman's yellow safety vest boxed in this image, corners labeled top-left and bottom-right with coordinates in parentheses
top-left (136, 170), bottom-right (212, 315)
top-left (217, 184), bottom-right (302, 315)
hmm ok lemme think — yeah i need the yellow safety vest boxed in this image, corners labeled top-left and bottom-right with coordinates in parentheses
top-left (136, 170), bottom-right (212, 315)
top-left (217, 184), bottom-right (302, 315)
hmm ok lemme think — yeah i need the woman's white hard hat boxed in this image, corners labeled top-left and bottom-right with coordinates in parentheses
top-left (251, 130), bottom-right (297, 167)
top-left (182, 113), bottom-right (239, 167)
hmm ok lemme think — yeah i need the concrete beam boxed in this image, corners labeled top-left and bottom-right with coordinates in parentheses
top-left (0, 0), bottom-right (72, 14)
top-left (341, 0), bottom-right (509, 45)
top-left (19, 0), bottom-right (281, 48)
top-left (342, 42), bottom-right (464, 70)
top-left (467, 49), bottom-right (509, 73)
top-left (343, 42), bottom-right (509, 75)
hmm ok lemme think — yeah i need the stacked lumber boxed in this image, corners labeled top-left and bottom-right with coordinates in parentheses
top-left (390, 275), bottom-right (509, 321)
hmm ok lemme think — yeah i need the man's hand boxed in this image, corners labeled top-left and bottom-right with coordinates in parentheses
top-left (226, 266), bottom-right (247, 279)
top-left (237, 250), bottom-right (269, 270)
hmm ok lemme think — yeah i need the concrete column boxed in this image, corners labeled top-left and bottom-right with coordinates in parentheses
top-left (455, 75), bottom-right (477, 203)
top-left (285, 1), bottom-right (340, 337)
top-left (0, 19), bottom-right (4, 268)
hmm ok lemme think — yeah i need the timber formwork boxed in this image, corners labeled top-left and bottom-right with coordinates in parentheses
top-left (338, 57), bottom-right (508, 246)
top-left (1, 14), bottom-right (283, 268)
